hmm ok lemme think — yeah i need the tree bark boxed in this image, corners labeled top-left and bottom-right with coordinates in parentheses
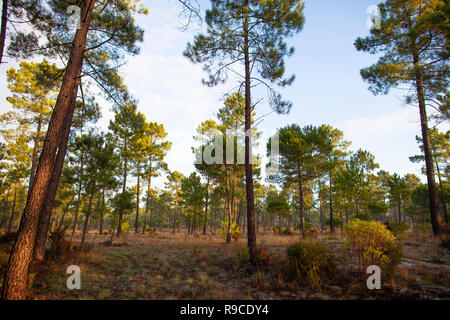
top-left (142, 161), bottom-right (152, 233)
top-left (243, 0), bottom-right (257, 266)
top-left (203, 175), bottom-right (210, 235)
top-left (99, 186), bottom-right (105, 234)
top-left (6, 189), bottom-right (16, 233)
top-left (80, 191), bottom-right (95, 248)
top-left (435, 161), bottom-right (448, 223)
top-left (413, 51), bottom-right (441, 235)
top-left (0, 0), bottom-right (8, 65)
top-left (297, 162), bottom-right (306, 238)
top-left (329, 173), bottom-right (334, 233)
top-left (71, 148), bottom-right (85, 241)
top-left (318, 179), bottom-right (323, 231)
top-left (134, 161), bottom-right (140, 233)
top-left (0, 188), bottom-right (10, 231)
top-left (34, 89), bottom-right (77, 261)
top-left (1, 0), bottom-right (95, 299)
top-left (117, 138), bottom-right (128, 237)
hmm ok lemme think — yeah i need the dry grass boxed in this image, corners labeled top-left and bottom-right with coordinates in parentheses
top-left (17, 228), bottom-right (449, 300)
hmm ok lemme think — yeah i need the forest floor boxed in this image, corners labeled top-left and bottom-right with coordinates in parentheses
top-left (1, 228), bottom-right (450, 300)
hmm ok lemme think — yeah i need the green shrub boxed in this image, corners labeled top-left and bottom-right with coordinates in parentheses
top-left (344, 219), bottom-right (403, 278)
top-left (386, 221), bottom-right (409, 239)
top-left (325, 217), bottom-right (343, 227)
top-left (282, 227), bottom-right (293, 235)
top-left (272, 225), bottom-right (280, 234)
top-left (286, 241), bottom-right (336, 290)
top-left (220, 220), bottom-right (240, 241)
top-left (354, 213), bottom-right (371, 221)
top-left (297, 222), bottom-right (312, 230)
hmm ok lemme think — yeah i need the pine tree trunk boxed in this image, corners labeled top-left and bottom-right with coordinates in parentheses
top-left (0, 0), bottom-right (8, 65)
top-left (435, 161), bottom-right (448, 223)
top-left (1, 1), bottom-right (95, 299)
top-left (318, 179), bottom-right (323, 230)
top-left (117, 139), bottom-right (128, 238)
top-left (243, 1), bottom-right (257, 265)
top-left (413, 52), bottom-right (441, 235)
top-left (297, 162), bottom-right (306, 238)
top-left (203, 176), bottom-right (209, 235)
top-left (329, 173), bottom-right (334, 233)
top-left (71, 150), bottom-right (84, 241)
top-left (0, 189), bottom-right (10, 231)
top-left (142, 164), bottom-right (152, 234)
top-left (99, 187), bottom-right (105, 234)
top-left (34, 91), bottom-right (77, 261)
top-left (80, 191), bottom-right (95, 248)
top-left (135, 161), bottom-right (140, 233)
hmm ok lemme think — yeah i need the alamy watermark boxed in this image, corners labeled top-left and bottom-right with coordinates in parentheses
top-left (67, 5), bottom-right (81, 30)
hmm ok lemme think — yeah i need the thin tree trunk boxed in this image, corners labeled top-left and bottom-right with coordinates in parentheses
top-left (329, 173), bottom-right (334, 233)
top-left (57, 193), bottom-right (75, 233)
top-left (297, 162), bottom-right (306, 238)
top-left (203, 175), bottom-right (209, 235)
top-left (0, 0), bottom-right (8, 65)
top-left (6, 189), bottom-right (16, 233)
top-left (99, 187), bottom-right (105, 234)
top-left (435, 161), bottom-right (448, 223)
top-left (318, 179), bottom-right (323, 230)
top-left (135, 161), bottom-right (140, 233)
top-left (243, 1), bottom-right (257, 265)
top-left (1, 0), bottom-right (95, 299)
top-left (142, 163), bottom-right (152, 234)
top-left (0, 188), bottom-right (10, 231)
top-left (117, 140), bottom-right (127, 238)
top-left (413, 51), bottom-right (441, 235)
top-left (71, 150), bottom-right (84, 241)
top-left (80, 192), bottom-right (95, 248)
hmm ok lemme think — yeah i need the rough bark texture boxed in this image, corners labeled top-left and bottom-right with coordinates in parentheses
top-left (34, 88), bottom-right (77, 261)
top-left (1, 1), bottom-right (95, 299)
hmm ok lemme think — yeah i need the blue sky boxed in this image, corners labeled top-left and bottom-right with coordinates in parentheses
top-left (0, 0), bottom-right (448, 188)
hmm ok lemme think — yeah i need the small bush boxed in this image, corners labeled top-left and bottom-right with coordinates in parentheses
top-left (343, 219), bottom-right (403, 278)
top-left (325, 217), bottom-right (343, 228)
top-left (386, 221), bottom-right (409, 239)
top-left (47, 227), bottom-right (73, 260)
top-left (297, 222), bottom-right (312, 231)
top-left (256, 247), bottom-right (272, 266)
top-left (235, 246), bottom-right (250, 268)
top-left (220, 221), bottom-right (240, 241)
top-left (282, 227), bottom-right (293, 235)
top-left (286, 241), bottom-right (336, 290)
top-left (354, 213), bottom-right (371, 221)
top-left (272, 225), bottom-right (280, 234)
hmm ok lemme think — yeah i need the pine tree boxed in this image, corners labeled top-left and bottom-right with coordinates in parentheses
top-left (355, 0), bottom-right (448, 235)
top-left (185, 0), bottom-right (305, 265)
